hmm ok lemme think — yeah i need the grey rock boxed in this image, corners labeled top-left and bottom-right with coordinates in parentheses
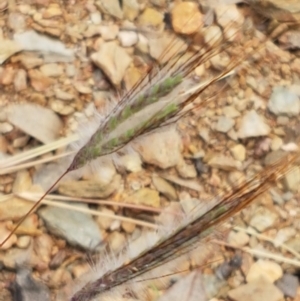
top-left (249, 207), bottom-right (278, 232)
top-left (38, 204), bottom-right (103, 250)
top-left (238, 110), bottom-right (270, 138)
top-left (5, 103), bottom-right (63, 144)
top-left (14, 31), bottom-right (74, 57)
top-left (10, 267), bottom-right (50, 301)
top-left (276, 274), bottom-right (299, 298)
top-left (268, 86), bottom-right (300, 116)
top-left (215, 116), bottom-right (235, 133)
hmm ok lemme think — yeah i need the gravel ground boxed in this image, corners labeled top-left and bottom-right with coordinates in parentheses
top-left (0, 1), bottom-right (300, 301)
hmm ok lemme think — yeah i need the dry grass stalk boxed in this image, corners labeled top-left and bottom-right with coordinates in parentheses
top-left (0, 18), bottom-right (246, 247)
top-left (69, 151), bottom-right (300, 301)
top-left (1, 6), bottom-right (297, 301)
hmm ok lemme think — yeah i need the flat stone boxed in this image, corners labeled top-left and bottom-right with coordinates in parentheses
top-left (14, 30), bottom-right (74, 57)
top-left (228, 276), bottom-right (283, 301)
top-left (215, 116), bottom-right (235, 133)
top-left (38, 204), bottom-right (103, 251)
top-left (268, 86), bottom-right (300, 116)
top-left (246, 260), bottom-right (283, 283)
top-left (6, 103), bottom-right (63, 144)
top-left (238, 110), bottom-right (270, 138)
top-left (134, 127), bottom-right (183, 169)
top-left (91, 42), bottom-right (132, 86)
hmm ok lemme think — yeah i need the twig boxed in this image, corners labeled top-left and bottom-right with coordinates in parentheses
top-left (213, 240), bottom-right (300, 268)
